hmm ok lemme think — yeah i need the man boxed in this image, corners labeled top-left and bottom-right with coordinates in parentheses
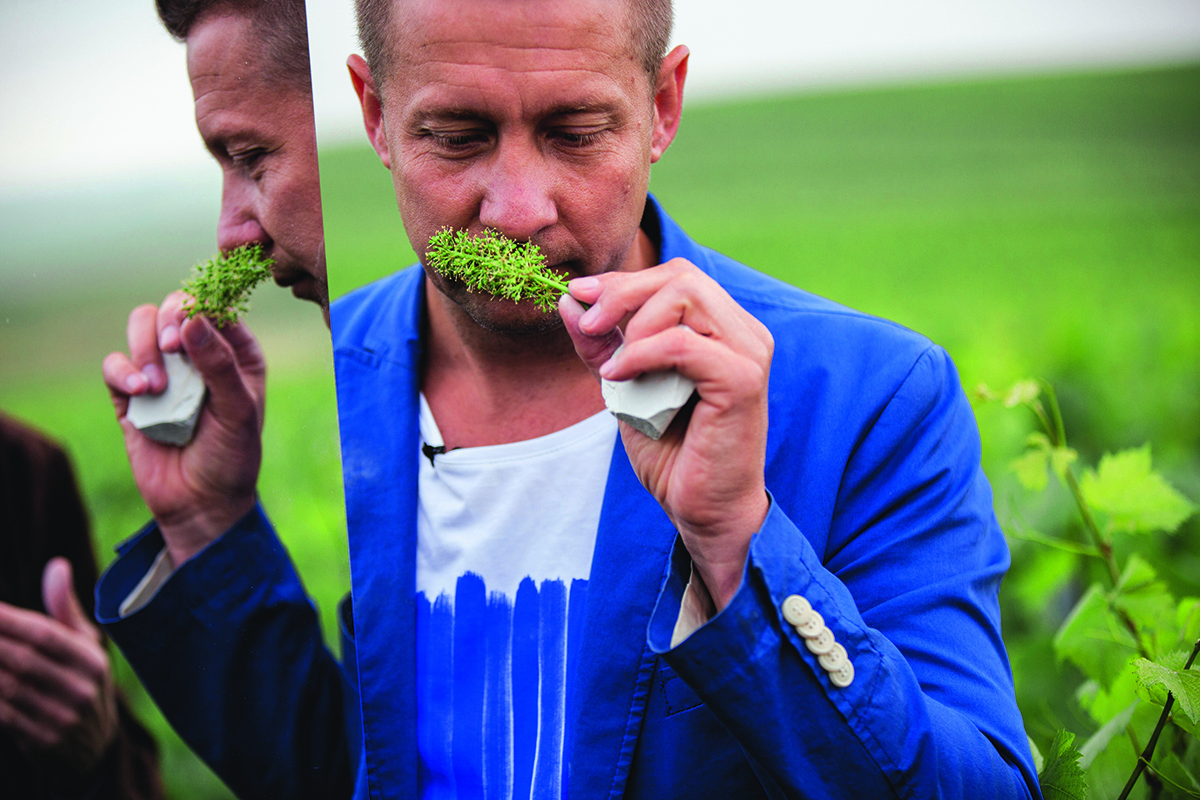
top-left (98, 0), bottom-right (351, 796)
top-left (101, 0), bottom-right (1042, 798)
top-left (0, 413), bottom-right (163, 799)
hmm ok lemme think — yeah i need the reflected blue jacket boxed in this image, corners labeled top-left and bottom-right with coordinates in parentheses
top-left (97, 197), bottom-right (1041, 799)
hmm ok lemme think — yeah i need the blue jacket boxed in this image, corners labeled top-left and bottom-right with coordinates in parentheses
top-left (98, 197), bottom-right (1040, 799)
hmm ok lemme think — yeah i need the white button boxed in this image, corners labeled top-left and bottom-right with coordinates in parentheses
top-left (795, 609), bottom-right (824, 638)
top-left (782, 595), bottom-right (812, 627)
top-left (804, 627), bottom-right (835, 655)
top-left (818, 643), bottom-right (847, 672)
top-left (830, 661), bottom-right (855, 688)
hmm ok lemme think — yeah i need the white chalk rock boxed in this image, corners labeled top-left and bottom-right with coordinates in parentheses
top-left (126, 351), bottom-right (207, 446)
top-left (601, 347), bottom-right (697, 440)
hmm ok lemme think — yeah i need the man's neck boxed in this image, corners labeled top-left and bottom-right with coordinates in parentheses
top-left (421, 227), bottom-right (657, 449)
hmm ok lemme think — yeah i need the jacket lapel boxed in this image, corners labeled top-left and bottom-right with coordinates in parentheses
top-left (567, 432), bottom-right (678, 799)
top-left (337, 267), bottom-right (425, 800)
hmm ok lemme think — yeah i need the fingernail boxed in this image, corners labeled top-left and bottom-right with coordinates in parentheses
top-left (599, 358), bottom-right (616, 379)
top-left (579, 305), bottom-right (599, 329)
top-left (142, 363), bottom-right (165, 388)
top-left (160, 324), bottom-right (178, 350)
top-left (126, 373), bottom-right (148, 393)
top-left (187, 318), bottom-right (212, 347)
top-left (571, 276), bottom-right (599, 293)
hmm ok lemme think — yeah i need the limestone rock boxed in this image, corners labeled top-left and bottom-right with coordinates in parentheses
top-left (126, 351), bottom-right (207, 446)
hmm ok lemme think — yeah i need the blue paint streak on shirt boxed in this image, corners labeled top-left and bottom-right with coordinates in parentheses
top-left (418, 575), bottom-right (588, 799)
top-left (485, 594), bottom-right (513, 800)
top-left (418, 593), bottom-right (457, 799)
top-left (562, 578), bottom-right (587, 792)
top-left (452, 574), bottom-right (486, 797)
top-left (511, 578), bottom-right (540, 800)
top-left (534, 580), bottom-right (567, 800)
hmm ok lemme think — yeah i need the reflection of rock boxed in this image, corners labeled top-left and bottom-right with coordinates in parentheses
top-left (126, 351), bottom-right (207, 446)
top-left (601, 352), bottom-right (697, 440)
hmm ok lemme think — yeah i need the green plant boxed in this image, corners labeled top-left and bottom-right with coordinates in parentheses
top-left (181, 244), bottom-right (274, 328)
top-left (977, 380), bottom-right (1200, 799)
top-left (424, 227), bottom-right (569, 313)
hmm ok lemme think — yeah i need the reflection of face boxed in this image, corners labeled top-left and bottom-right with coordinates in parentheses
top-left (379, 0), bottom-right (662, 334)
top-left (187, 12), bottom-right (329, 321)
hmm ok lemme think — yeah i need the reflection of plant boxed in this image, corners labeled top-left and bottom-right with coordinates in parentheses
top-left (182, 244), bottom-right (274, 328)
top-left (977, 380), bottom-right (1199, 800)
top-left (425, 228), bottom-right (569, 313)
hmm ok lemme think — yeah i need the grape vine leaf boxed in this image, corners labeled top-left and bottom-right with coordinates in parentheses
top-left (1156, 751), bottom-right (1200, 796)
top-left (1056, 583), bottom-right (1138, 689)
top-left (1180, 597), bottom-right (1200, 648)
top-left (1133, 657), bottom-right (1200, 726)
top-left (1079, 700), bottom-right (1138, 769)
top-left (1080, 446), bottom-right (1197, 535)
top-left (1038, 729), bottom-right (1087, 800)
top-left (1028, 735), bottom-right (1044, 774)
top-left (1113, 555), bottom-right (1178, 638)
top-left (1012, 448), bottom-right (1050, 492)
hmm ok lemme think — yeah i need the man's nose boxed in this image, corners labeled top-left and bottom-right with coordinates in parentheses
top-left (216, 176), bottom-right (268, 253)
top-left (478, 140), bottom-right (558, 241)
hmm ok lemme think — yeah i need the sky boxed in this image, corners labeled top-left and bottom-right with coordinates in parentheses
top-left (1, 0), bottom-right (1198, 200)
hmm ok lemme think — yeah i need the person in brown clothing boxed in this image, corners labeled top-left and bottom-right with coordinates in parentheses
top-left (0, 412), bottom-right (162, 800)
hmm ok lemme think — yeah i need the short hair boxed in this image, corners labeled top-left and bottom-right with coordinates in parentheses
top-left (156, 0), bottom-right (313, 93)
top-left (355, 0), bottom-right (673, 93)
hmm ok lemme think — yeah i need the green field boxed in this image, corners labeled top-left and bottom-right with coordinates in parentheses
top-left (1, 63), bottom-right (1196, 798)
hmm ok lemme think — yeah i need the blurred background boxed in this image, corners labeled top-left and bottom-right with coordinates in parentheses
top-left (3, 0), bottom-right (1199, 796)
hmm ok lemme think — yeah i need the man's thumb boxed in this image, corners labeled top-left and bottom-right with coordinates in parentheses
top-left (42, 557), bottom-right (94, 637)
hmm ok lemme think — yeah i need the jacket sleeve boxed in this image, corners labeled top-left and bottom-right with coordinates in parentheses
top-left (646, 345), bottom-right (1042, 800)
top-left (95, 504), bottom-right (357, 800)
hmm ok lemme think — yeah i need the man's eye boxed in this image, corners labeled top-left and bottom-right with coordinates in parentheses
top-left (230, 148), bottom-right (267, 171)
top-left (428, 130), bottom-right (490, 153)
top-left (553, 130), bottom-right (604, 149)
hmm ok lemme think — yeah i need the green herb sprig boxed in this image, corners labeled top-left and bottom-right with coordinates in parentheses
top-left (425, 228), bottom-right (570, 313)
top-left (181, 244), bottom-right (274, 328)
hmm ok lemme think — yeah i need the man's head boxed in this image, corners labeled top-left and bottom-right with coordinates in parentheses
top-left (348, 0), bottom-right (686, 335)
top-left (159, 0), bottom-right (329, 322)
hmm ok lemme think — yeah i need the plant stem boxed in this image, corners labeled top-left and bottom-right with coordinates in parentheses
top-left (1064, 468), bottom-right (1121, 587)
top-left (1117, 638), bottom-right (1200, 800)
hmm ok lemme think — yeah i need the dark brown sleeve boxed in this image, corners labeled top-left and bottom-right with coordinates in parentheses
top-left (0, 413), bottom-right (165, 800)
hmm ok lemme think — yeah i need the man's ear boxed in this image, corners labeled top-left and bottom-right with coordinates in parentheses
top-left (348, 54), bottom-right (391, 170)
top-left (650, 45), bottom-right (689, 163)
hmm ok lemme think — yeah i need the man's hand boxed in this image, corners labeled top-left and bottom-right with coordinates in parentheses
top-left (561, 259), bottom-right (774, 610)
top-left (0, 558), bottom-right (119, 790)
top-left (102, 291), bottom-right (265, 565)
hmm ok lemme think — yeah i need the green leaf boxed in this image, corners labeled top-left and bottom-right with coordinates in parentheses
top-left (1080, 445), bottom-right (1197, 535)
top-left (1113, 555), bottom-right (1178, 641)
top-left (1049, 446), bottom-right (1078, 481)
top-left (1179, 598), bottom-right (1200, 649)
top-left (1012, 448), bottom-right (1050, 492)
top-left (1156, 751), bottom-right (1200, 797)
top-left (1077, 662), bottom-right (1139, 725)
top-left (1005, 379), bottom-right (1042, 408)
top-left (1039, 729), bottom-right (1088, 800)
top-left (1133, 657), bottom-right (1200, 725)
top-left (1029, 735), bottom-right (1045, 774)
top-left (1079, 700), bottom-right (1138, 769)
top-left (1055, 583), bottom-right (1139, 689)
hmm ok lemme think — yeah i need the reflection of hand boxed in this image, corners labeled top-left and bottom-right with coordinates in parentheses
top-left (0, 558), bottom-right (118, 790)
top-left (102, 291), bottom-right (265, 565)
top-left (561, 259), bottom-right (774, 610)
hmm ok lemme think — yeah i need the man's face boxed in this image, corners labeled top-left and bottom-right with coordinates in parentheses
top-left (187, 12), bottom-right (329, 319)
top-left (368, 0), bottom-right (679, 334)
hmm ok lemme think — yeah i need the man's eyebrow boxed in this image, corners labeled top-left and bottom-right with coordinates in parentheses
top-left (411, 100), bottom-right (624, 126)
